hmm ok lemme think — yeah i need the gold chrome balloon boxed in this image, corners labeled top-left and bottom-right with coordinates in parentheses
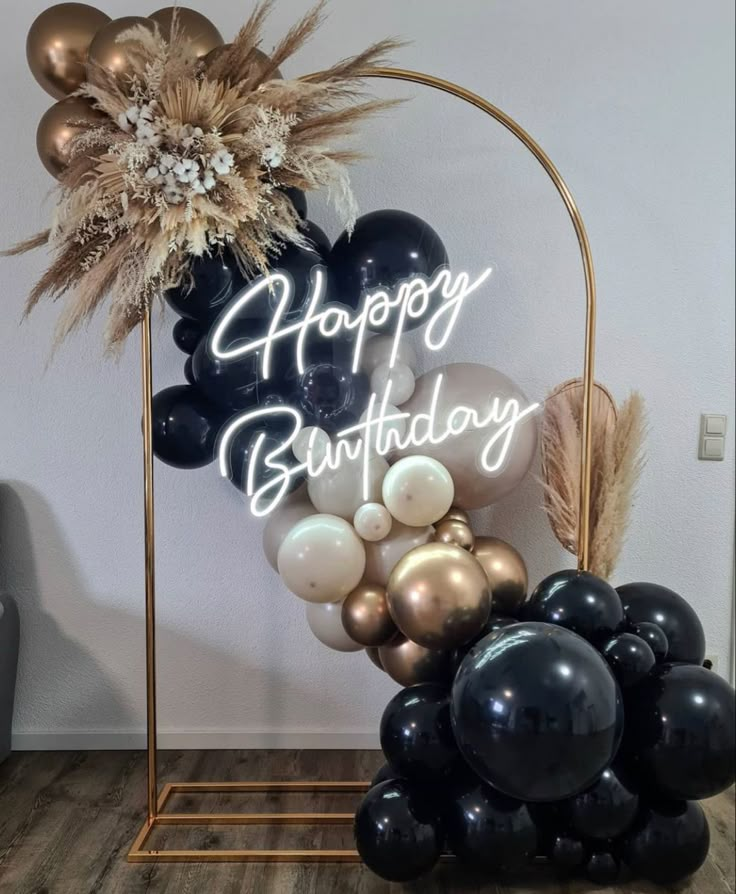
top-left (87, 16), bottom-right (155, 81)
top-left (387, 543), bottom-right (490, 651)
top-left (366, 647), bottom-right (384, 671)
top-left (434, 519), bottom-right (475, 551)
top-left (36, 96), bottom-right (106, 178)
top-left (148, 7), bottom-right (223, 58)
top-left (378, 637), bottom-right (451, 687)
top-left (438, 507), bottom-right (471, 526)
top-left (27, 3), bottom-right (111, 99)
top-left (341, 584), bottom-right (397, 647)
top-left (473, 536), bottom-right (528, 615)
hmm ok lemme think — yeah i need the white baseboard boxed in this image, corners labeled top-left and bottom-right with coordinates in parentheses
top-left (11, 729), bottom-right (381, 751)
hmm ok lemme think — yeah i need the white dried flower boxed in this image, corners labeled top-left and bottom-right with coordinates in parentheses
top-left (145, 166), bottom-right (161, 181)
top-left (262, 144), bottom-right (284, 168)
top-left (211, 149), bottom-right (234, 175)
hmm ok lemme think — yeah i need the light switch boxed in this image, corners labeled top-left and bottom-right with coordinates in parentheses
top-left (699, 414), bottom-right (727, 461)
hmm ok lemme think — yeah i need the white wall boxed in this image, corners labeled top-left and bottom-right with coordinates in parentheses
top-left (1, 0), bottom-right (733, 749)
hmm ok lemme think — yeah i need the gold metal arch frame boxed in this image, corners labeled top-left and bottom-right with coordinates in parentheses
top-left (128, 68), bottom-right (596, 864)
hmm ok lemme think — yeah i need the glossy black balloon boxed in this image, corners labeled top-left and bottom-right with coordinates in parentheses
top-left (151, 385), bottom-right (224, 469)
top-left (525, 570), bottom-right (624, 644)
top-left (451, 615), bottom-right (517, 673)
top-left (586, 851), bottom-right (621, 885)
top-left (329, 209), bottom-right (449, 330)
top-left (295, 361), bottom-right (369, 433)
top-left (165, 251), bottom-right (244, 324)
top-left (444, 780), bottom-right (536, 870)
top-left (280, 186), bottom-right (307, 219)
top-left (183, 354), bottom-right (195, 385)
top-left (624, 662), bottom-right (735, 800)
top-left (451, 622), bottom-right (624, 802)
top-left (354, 779), bottom-right (443, 882)
top-left (371, 763), bottom-right (400, 788)
top-left (220, 414), bottom-right (303, 496)
top-left (551, 835), bottom-right (587, 870)
top-left (602, 633), bottom-right (656, 687)
top-left (380, 684), bottom-right (459, 782)
top-left (568, 763), bottom-right (639, 840)
top-left (173, 317), bottom-right (203, 354)
top-left (633, 621), bottom-right (669, 662)
top-left (303, 220), bottom-right (331, 256)
top-left (617, 582), bottom-right (706, 665)
top-left (622, 799), bottom-right (710, 885)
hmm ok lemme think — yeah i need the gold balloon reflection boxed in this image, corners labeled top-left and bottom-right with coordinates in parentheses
top-left (473, 536), bottom-right (528, 615)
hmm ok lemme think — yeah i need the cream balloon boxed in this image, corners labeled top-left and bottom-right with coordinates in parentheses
top-left (397, 363), bottom-right (538, 509)
top-left (382, 456), bottom-right (454, 527)
top-left (360, 404), bottom-right (407, 451)
top-left (308, 454), bottom-right (388, 521)
top-left (292, 426), bottom-right (330, 464)
top-left (261, 486), bottom-right (314, 571)
top-left (277, 514), bottom-right (365, 603)
top-left (362, 520), bottom-right (434, 586)
top-left (361, 334), bottom-right (417, 375)
top-left (353, 503), bottom-right (393, 542)
top-left (305, 600), bottom-right (363, 653)
top-left (370, 361), bottom-right (416, 406)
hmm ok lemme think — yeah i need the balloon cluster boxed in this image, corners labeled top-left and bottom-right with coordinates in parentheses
top-left (355, 576), bottom-right (735, 884)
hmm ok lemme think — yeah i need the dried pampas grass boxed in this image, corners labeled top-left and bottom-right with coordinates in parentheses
top-left (541, 378), bottom-right (646, 579)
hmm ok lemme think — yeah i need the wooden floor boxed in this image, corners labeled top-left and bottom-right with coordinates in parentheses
top-left (0, 750), bottom-right (732, 893)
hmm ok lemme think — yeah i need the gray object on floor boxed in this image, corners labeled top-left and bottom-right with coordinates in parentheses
top-left (0, 593), bottom-right (19, 763)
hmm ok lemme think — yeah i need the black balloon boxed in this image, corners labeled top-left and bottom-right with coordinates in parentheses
top-left (183, 355), bottom-right (195, 385)
top-left (551, 835), bottom-right (587, 870)
top-left (617, 582), bottom-right (706, 665)
top-left (173, 317), bottom-right (203, 354)
top-left (444, 780), bottom-right (537, 870)
top-left (525, 570), bottom-right (624, 644)
top-left (451, 614), bottom-right (517, 672)
top-left (151, 385), bottom-right (224, 469)
top-left (601, 633), bottom-right (655, 687)
top-left (380, 684), bottom-right (459, 782)
top-left (329, 209), bottom-right (449, 331)
top-left (568, 763), bottom-right (639, 840)
top-left (303, 220), bottom-right (331, 256)
top-left (294, 361), bottom-right (369, 433)
top-left (371, 763), bottom-right (400, 788)
top-left (624, 662), bottom-right (735, 800)
top-left (622, 799), bottom-right (710, 885)
top-left (281, 186), bottom-right (307, 219)
top-left (192, 338), bottom-right (277, 411)
top-left (354, 779), bottom-right (443, 882)
top-left (633, 621), bottom-right (669, 662)
top-left (220, 414), bottom-right (303, 496)
top-left (165, 251), bottom-right (245, 324)
top-left (451, 622), bottom-right (624, 802)
top-left (586, 851), bottom-right (621, 885)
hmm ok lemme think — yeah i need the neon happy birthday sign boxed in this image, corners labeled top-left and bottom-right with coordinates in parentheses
top-left (213, 264), bottom-right (541, 516)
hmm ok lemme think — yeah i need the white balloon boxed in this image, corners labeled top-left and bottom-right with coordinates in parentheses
top-left (360, 405), bottom-right (407, 450)
top-left (362, 520), bottom-right (434, 586)
top-left (361, 334), bottom-right (417, 375)
top-left (308, 454), bottom-right (389, 520)
top-left (353, 502), bottom-right (393, 542)
top-left (370, 361), bottom-right (416, 406)
top-left (278, 514), bottom-right (366, 603)
top-left (382, 456), bottom-right (454, 527)
top-left (292, 426), bottom-right (330, 464)
top-left (305, 600), bottom-right (363, 652)
top-left (261, 486), bottom-right (315, 571)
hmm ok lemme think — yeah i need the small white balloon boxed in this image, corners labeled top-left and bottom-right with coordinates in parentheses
top-left (361, 334), bottom-right (418, 375)
top-left (353, 502), bottom-right (393, 542)
top-left (292, 426), bottom-right (330, 464)
top-left (308, 454), bottom-right (389, 520)
top-left (370, 361), bottom-right (416, 406)
top-left (277, 514), bottom-right (366, 603)
top-left (305, 600), bottom-right (363, 653)
top-left (360, 405), bottom-right (407, 451)
top-left (382, 456), bottom-right (455, 527)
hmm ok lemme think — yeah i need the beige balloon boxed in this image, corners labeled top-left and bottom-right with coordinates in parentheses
top-left (261, 486), bottom-right (314, 571)
top-left (387, 543), bottom-right (490, 651)
top-left (305, 601), bottom-right (363, 653)
top-left (379, 637), bottom-right (451, 687)
top-left (362, 520), bottom-right (434, 586)
top-left (361, 334), bottom-right (417, 375)
top-left (398, 363), bottom-right (538, 509)
top-left (27, 3), bottom-right (111, 99)
top-left (341, 584), bottom-right (397, 647)
top-left (473, 536), bottom-right (529, 615)
top-left (434, 519), bottom-right (475, 552)
top-left (382, 456), bottom-right (454, 527)
top-left (148, 7), bottom-right (223, 57)
top-left (87, 16), bottom-right (155, 81)
top-left (36, 97), bottom-right (106, 178)
top-left (308, 454), bottom-right (388, 521)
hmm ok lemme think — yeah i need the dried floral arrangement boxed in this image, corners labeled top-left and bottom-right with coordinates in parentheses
top-left (6, 1), bottom-right (399, 348)
top-left (541, 378), bottom-right (646, 578)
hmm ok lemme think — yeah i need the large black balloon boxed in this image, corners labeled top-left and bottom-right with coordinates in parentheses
top-left (380, 684), bottom-right (459, 782)
top-left (151, 385), bottom-right (224, 469)
top-left (371, 763), bottom-right (400, 789)
top-left (633, 621), bottom-right (669, 662)
top-left (294, 361), bottom-right (369, 434)
top-left (451, 622), bottom-right (624, 802)
top-left (173, 317), bottom-right (203, 355)
top-left (165, 251), bottom-right (244, 324)
top-left (280, 186), bottom-right (307, 219)
top-left (303, 220), bottom-right (331, 256)
top-left (191, 337), bottom-right (286, 411)
top-left (568, 762), bottom-right (639, 840)
top-left (624, 662), bottom-right (735, 800)
top-left (525, 570), bottom-right (624, 644)
top-left (329, 209), bottom-right (449, 330)
top-left (451, 614), bottom-right (517, 673)
top-left (444, 780), bottom-right (537, 870)
top-left (622, 799), bottom-right (710, 885)
top-left (220, 414), bottom-right (303, 496)
top-left (354, 779), bottom-right (443, 882)
top-left (601, 633), bottom-right (655, 687)
top-left (617, 582), bottom-right (706, 665)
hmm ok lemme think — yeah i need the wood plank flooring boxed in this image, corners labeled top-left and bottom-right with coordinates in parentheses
top-left (0, 750), bottom-right (732, 893)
